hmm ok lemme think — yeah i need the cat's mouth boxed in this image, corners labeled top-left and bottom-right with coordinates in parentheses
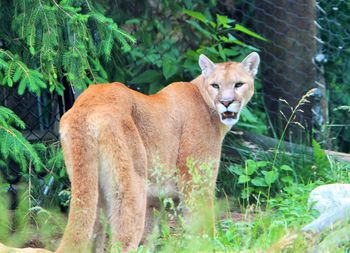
top-left (221, 111), bottom-right (238, 120)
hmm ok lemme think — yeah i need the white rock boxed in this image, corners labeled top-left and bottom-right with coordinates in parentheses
top-left (303, 184), bottom-right (350, 233)
top-left (308, 183), bottom-right (350, 213)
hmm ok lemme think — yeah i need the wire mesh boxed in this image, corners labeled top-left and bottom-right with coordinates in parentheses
top-left (0, 87), bottom-right (62, 143)
top-left (0, 1), bottom-right (349, 153)
top-left (231, 0), bottom-right (350, 152)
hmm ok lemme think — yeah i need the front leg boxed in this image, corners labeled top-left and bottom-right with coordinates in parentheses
top-left (178, 159), bottom-right (218, 237)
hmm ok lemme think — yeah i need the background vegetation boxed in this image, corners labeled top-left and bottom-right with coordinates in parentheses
top-left (318, 0), bottom-right (350, 152)
top-left (0, 0), bottom-right (349, 252)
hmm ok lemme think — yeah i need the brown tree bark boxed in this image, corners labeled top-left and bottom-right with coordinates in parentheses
top-left (254, 0), bottom-right (317, 143)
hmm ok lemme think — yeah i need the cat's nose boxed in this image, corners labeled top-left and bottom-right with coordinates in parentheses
top-left (220, 100), bottom-right (233, 107)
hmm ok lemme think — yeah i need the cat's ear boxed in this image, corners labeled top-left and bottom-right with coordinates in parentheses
top-left (199, 54), bottom-right (216, 77)
top-left (241, 52), bottom-right (260, 77)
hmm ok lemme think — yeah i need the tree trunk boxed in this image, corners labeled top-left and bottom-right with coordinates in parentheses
top-left (223, 131), bottom-right (350, 163)
top-left (254, 0), bottom-right (317, 143)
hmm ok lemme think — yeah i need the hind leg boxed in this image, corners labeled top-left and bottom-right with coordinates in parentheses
top-left (109, 168), bottom-right (147, 252)
top-left (56, 128), bottom-right (99, 253)
top-left (101, 119), bottom-right (147, 252)
top-left (92, 193), bottom-right (108, 253)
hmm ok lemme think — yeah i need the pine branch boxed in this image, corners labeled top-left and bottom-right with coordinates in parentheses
top-left (0, 107), bottom-right (43, 172)
top-left (1, 0), bottom-right (136, 93)
top-left (0, 50), bottom-right (47, 96)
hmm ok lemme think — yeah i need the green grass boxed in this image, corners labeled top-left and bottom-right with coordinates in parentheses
top-left (0, 158), bottom-right (349, 252)
top-left (0, 182), bottom-right (349, 252)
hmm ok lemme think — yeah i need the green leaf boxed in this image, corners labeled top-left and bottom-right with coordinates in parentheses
top-left (240, 107), bottom-right (258, 123)
top-left (18, 78), bottom-right (27, 95)
top-left (59, 169), bottom-right (66, 178)
top-left (263, 171), bottom-right (279, 185)
top-left (256, 161), bottom-right (269, 168)
top-left (125, 18), bottom-right (141, 25)
top-left (162, 59), bottom-right (178, 79)
top-left (0, 106), bottom-right (43, 172)
top-left (0, 106), bottom-right (25, 129)
top-left (245, 159), bottom-right (257, 175)
top-left (129, 70), bottom-right (162, 84)
top-left (238, 174), bottom-right (250, 184)
top-left (281, 176), bottom-right (293, 184)
top-left (148, 83), bottom-right (164, 95)
top-left (216, 14), bottom-right (233, 28)
top-left (280, 165), bottom-right (293, 171)
top-left (218, 44), bottom-right (226, 61)
top-left (223, 48), bottom-right (240, 57)
top-left (29, 46), bottom-right (35, 55)
top-left (251, 177), bottom-right (268, 187)
top-left (228, 165), bottom-right (244, 175)
top-left (234, 24), bottom-right (268, 42)
top-left (183, 9), bottom-right (208, 23)
top-left (6, 77), bottom-right (13, 87)
top-left (225, 34), bottom-right (259, 51)
top-left (0, 58), bottom-right (9, 69)
top-left (225, 230), bottom-right (234, 241)
top-left (186, 20), bottom-right (212, 39)
top-left (206, 47), bottom-right (219, 55)
top-left (114, 27), bottom-right (136, 44)
top-left (312, 139), bottom-right (330, 171)
top-left (241, 187), bottom-right (253, 199)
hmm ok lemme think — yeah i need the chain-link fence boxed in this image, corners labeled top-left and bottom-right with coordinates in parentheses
top-left (1, 1), bottom-right (349, 153)
top-left (231, 0), bottom-right (350, 152)
top-left (0, 87), bottom-right (65, 143)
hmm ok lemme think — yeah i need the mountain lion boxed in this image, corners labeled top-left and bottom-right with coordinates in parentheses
top-left (0, 52), bottom-right (259, 253)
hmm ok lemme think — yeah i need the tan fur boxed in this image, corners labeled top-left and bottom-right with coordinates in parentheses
top-left (57, 54), bottom-right (258, 253)
top-left (0, 54), bottom-right (259, 253)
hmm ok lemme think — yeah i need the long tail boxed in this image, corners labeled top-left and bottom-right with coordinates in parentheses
top-left (55, 118), bottom-right (99, 253)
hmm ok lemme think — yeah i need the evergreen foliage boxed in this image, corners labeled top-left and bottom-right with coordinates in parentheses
top-left (0, 50), bottom-right (46, 96)
top-left (0, 0), bottom-right (135, 94)
top-left (0, 0), bottom-right (136, 188)
top-left (0, 2), bottom-right (349, 251)
top-left (0, 0), bottom-right (267, 206)
top-left (0, 106), bottom-right (42, 173)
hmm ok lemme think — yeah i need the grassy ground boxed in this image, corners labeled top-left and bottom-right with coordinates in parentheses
top-left (0, 159), bottom-right (349, 252)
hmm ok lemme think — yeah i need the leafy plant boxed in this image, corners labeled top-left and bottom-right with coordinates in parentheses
top-left (217, 89), bottom-right (347, 204)
top-left (106, 2), bottom-right (264, 88)
top-left (268, 182), bottom-right (320, 226)
top-left (180, 8), bottom-right (265, 78)
top-left (0, 185), bottom-right (65, 250)
top-left (181, 10), bottom-right (268, 133)
top-left (111, 5), bottom-right (268, 132)
top-left (227, 160), bottom-right (296, 201)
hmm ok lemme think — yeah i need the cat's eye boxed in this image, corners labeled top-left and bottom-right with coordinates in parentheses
top-left (211, 83), bottom-right (220, 89)
top-left (235, 82), bottom-right (245, 88)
